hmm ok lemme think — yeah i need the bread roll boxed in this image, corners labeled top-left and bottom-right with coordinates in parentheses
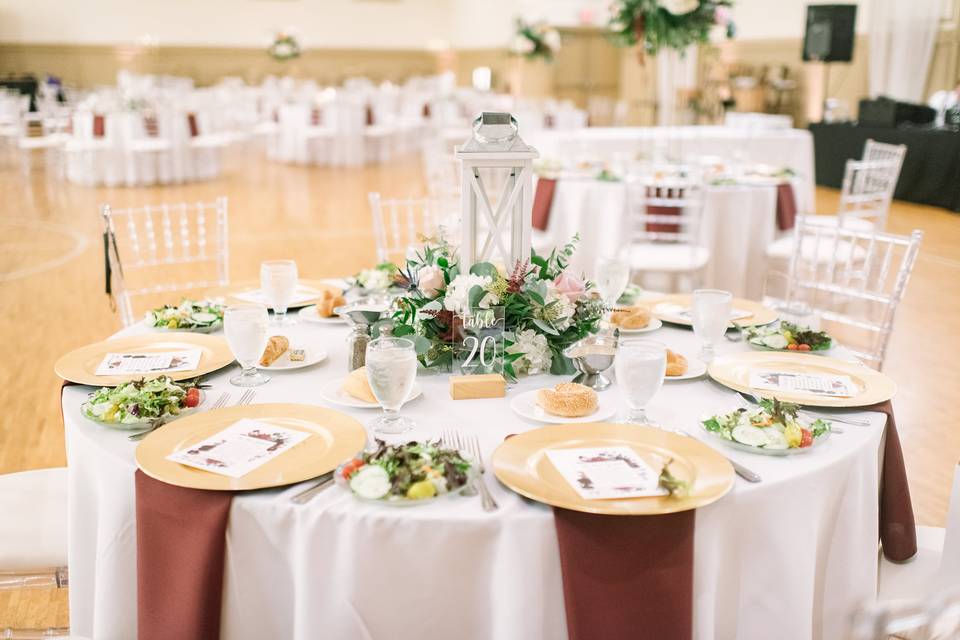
top-left (318, 289), bottom-right (347, 318)
top-left (259, 336), bottom-right (289, 367)
top-left (342, 366), bottom-right (377, 403)
top-left (665, 349), bottom-right (688, 377)
top-left (536, 382), bottom-right (598, 418)
top-left (611, 305), bottom-right (651, 330)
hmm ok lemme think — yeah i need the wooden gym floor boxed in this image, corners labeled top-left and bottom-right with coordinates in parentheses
top-left (0, 148), bottom-right (957, 630)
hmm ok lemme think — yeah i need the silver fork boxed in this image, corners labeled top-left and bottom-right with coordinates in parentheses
top-left (128, 391), bottom-right (230, 441)
top-left (467, 434), bottom-right (498, 512)
top-left (235, 389), bottom-right (257, 406)
top-left (737, 390), bottom-right (868, 427)
top-left (441, 430), bottom-right (477, 496)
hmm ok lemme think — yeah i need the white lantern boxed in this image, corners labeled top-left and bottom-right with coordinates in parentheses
top-left (456, 112), bottom-right (539, 271)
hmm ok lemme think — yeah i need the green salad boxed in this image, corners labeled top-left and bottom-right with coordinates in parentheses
top-left (702, 398), bottom-right (831, 452)
top-left (339, 440), bottom-right (473, 502)
top-left (147, 299), bottom-right (224, 331)
top-left (81, 376), bottom-right (204, 426)
top-left (744, 321), bottom-right (832, 352)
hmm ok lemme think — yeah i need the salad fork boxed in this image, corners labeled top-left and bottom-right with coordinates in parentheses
top-left (128, 391), bottom-right (230, 441)
top-left (467, 434), bottom-right (498, 512)
top-left (441, 430), bottom-right (477, 497)
top-left (736, 390), bottom-right (868, 427)
top-left (235, 389), bottom-right (257, 407)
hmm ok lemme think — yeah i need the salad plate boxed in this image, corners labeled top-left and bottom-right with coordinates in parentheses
top-left (701, 398), bottom-right (831, 456)
top-left (318, 377), bottom-right (422, 409)
top-left (298, 305), bottom-right (346, 325)
top-left (651, 294), bottom-right (778, 327)
top-left (708, 352), bottom-right (896, 408)
top-left (492, 423), bottom-right (734, 515)
top-left (510, 389), bottom-right (617, 425)
top-left (258, 344), bottom-right (327, 371)
top-left (135, 403), bottom-right (366, 491)
top-left (335, 440), bottom-right (476, 506)
top-left (616, 318), bottom-right (663, 334)
top-left (54, 333), bottom-right (234, 386)
top-left (147, 300), bottom-right (224, 333)
top-left (745, 322), bottom-right (833, 353)
top-left (80, 376), bottom-right (205, 429)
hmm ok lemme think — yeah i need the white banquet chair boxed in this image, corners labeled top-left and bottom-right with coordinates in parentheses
top-left (368, 193), bottom-right (456, 264)
top-left (621, 176), bottom-right (709, 292)
top-left (779, 217), bottom-right (923, 370)
top-left (0, 467), bottom-right (70, 639)
top-left (102, 197), bottom-right (230, 327)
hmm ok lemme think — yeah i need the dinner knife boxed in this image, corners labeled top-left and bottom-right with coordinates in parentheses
top-left (290, 471), bottom-right (336, 504)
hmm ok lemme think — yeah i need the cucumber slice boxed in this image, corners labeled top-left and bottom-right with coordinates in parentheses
top-left (764, 429), bottom-right (789, 450)
top-left (191, 312), bottom-right (219, 324)
top-left (732, 424), bottom-right (770, 448)
top-left (349, 465), bottom-right (391, 500)
top-left (762, 335), bottom-right (789, 350)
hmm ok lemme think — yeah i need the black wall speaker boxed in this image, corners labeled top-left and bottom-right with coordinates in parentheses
top-left (803, 4), bottom-right (857, 62)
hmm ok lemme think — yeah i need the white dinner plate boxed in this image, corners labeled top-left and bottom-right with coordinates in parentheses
top-left (664, 353), bottom-right (707, 381)
top-left (319, 377), bottom-right (423, 409)
top-left (258, 344), bottom-right (327, 371)
top-left (298, 305), bottom-right (346, 324)
top-left (509, 388), bottom-right (618, 425)
top-left (616, 318), bottom-right (663, 334)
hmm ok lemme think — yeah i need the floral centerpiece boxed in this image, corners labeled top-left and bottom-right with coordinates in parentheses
top-left (387, 236), bottom-right (602, 379)
top-left (268, 32), bottom-right (301, 62)
top-left (352, 263), bottom-right (398, 294)
top-left (509, 20), bottom-right (562, 62)
top-left (608, 0), bottom-right (735, 60)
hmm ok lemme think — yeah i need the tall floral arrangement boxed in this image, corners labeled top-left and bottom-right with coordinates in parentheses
top-left (388, 237), bottom-right (603, 379)
top-left (509, 20), bottom-right (562, 62)
top-left (608, 0), bottom-right (735, 60)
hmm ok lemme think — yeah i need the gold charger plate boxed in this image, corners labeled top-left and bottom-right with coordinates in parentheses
top-left (211, 279), bottom-right (341, 310)
top-left (54, 332), bottom-right (234, 386)
top-left (708, 351), bottom-right (896, 408)
top-left (136, 403), bottom-right (367, 491)
top-left (651, 293), bottom-right (778, 327)
top-left (491, 423), bottom-right (734, 515)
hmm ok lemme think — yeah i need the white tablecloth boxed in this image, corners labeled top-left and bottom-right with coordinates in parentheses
top-left (527, 126), bottom-right (816, 213)
top-left (64, 320), bottom-right (886, 640)
top-left (537, 178), bottom-right (779, 298)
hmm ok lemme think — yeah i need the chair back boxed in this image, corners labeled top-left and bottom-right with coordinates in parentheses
top-left (850, 590), bottom-right (960, 640)
top-left (837, 158), bottom-right (902, 230)
top-left (102, 197), bottom-right (229, 327)
top-left (863, 138), bottom-right (907, 171)
top-left (784, 216), bottom-right (922, 369)
top-left (625, 176), bottom-right (705, 247)
top-left (368, 193), bottom-right (454, 264)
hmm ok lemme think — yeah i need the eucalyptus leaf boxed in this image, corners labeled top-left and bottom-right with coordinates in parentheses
top-left (469, 262), bottom-right (499, 279)
top-left (550, 355), bottom-right (576, 376)
top-left (412, 335), bottom-right (433, 355)
top-left (532, 319), bottom-right (559, 336)
top-left (468, 285), bottom-right (486, 309)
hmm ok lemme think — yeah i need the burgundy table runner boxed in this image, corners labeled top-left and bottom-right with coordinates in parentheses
top-left (187, 113), bottom-right (199, 138)
top-left (869, 400), bottom-right (918, 562)
top-left (776, 183), bottom-right (798, 231)
top-left (365, 105), bottom-right (375, 127)
top-left (553, 508), bottom-right (695, 640)
top-left (92, 114), bottom-right (105, 138)
top-left (135, 470), bottom-right (234, 640)
top-left (532, 177), bottom-right (557, 231)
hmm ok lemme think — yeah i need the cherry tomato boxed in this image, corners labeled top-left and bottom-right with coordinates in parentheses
top-left (787, 343), bottom-right (798, 351)
top-left (798, 343), bottom-right (811, 351)
top-left (184, 387), bottom-right (201, 408)
top-left (341, 459), bottom-right (364, 480)
top-left (799, 429), bottom-right (813, 448)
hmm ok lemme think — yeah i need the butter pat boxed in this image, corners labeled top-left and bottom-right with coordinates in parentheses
top-left (450, 374), bottom-right (506, 400)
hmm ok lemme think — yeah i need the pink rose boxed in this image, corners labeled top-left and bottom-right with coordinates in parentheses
top-left (553, 271), bottom-right (586, 301)
top-left (417, 265), bottom-right (446, 298)
top-left (714, 6), bottom-right (730, 26)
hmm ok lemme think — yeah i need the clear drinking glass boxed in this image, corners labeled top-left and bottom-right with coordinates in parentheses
top-left (365, 337), bottom-right (418, 435)
top-left (614, 339), bottom-right (666, 425)
top-left (260, 260), bottom-right (298, 326)
top-left (224, 304), bottom-right (270, 387)
top-left (691, 289), bottom-right (733, 362)
top-left (594, 256), bottom-right (631, 307)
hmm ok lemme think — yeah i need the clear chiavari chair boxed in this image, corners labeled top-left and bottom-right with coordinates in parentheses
top-left (780, 216), bottom-right (923, 370)
top-left (863, 138), bottom-right (908, 171)
top-left (368, 192), bottom-right (457, 265)
top-left (850, 590), bottom-right (960, 640)
top-left (102, 197), bottom-right (229, 327)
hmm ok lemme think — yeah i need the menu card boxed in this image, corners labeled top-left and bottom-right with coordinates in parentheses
top-left (234, 285), bottom-right (319, 307)
top-left (655, 303), bottom-right (752, 322)
top-left (95, 349), bottom-right (202, 376)
top-left (749, 370), bottom-right (855, 397)
top-left (547, 447), bottom-right (667, 500)
top-left (166, 419), bottom-right (311, 478)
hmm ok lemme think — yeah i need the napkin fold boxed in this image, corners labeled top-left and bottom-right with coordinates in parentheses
top-left (135, 470), bottom-right (234, 640)
top-left (532, 177), bottom-right (557, 231)
top-left (553, 508), bottom-right (695, 640)
top-left (776, 183), bottom-right (798, 231)
top-left (868, 400), bottom-right (918, 562)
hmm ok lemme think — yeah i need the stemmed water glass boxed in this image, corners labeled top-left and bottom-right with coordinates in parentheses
top-left (691, 289), bottom-right (733, 362)
top-left (260, 260), bottom-right (298, 326)
top-left (224, 304), bottom-right (270, 387)
top-left (594, 256), bottom-right (631, 328)
top-left (365, 337), bottom-right (418, 435)
top-left (614, 339), bottom-right (666, 425)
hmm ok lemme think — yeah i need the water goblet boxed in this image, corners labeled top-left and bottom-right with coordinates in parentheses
top-left (365, 337), bottom-right (418, 435)
top-left (260, 260), bottom-right (298, 326)
top-left (224, 304), bottom-right (270, 387)
top-left (691, 289), bottom-right (733, 362)
top-left (614, 339), bottom-right (666, 425)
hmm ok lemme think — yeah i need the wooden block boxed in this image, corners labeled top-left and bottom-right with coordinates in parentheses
top-left (449, 374), bottom-right (506, 400)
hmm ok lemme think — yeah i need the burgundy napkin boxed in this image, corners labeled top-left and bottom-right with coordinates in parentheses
top-left (553, 508), bottom-right (695, 640)
top-left (776, 183), bottom-right (798, 231)
top-left (544, 114), bottom-right (556, 129)
top-left (310, 108), bottom-right (322, 126)
top-left (143, 114), bottom-right (158, 137)
top-left (645, 187), bottom-right (683, 234)
top-left (867, 401), bottom-right (917, 562)
top-left (365, 105), bottom-right (375, 127)
top-left (136, 470), bottom-right (234, 640)
top-left (92, 114), bottom-right (105, 138)
top-left (186, 113), bottom-right (199, 138)
top-left (532, 178), bottom-right (558, 231)
top-left (422, 103), bottom-right (431, 119)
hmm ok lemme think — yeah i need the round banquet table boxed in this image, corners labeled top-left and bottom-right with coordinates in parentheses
top-left (537, 178), bottom-right (780, 298)
top-left (63, 316), bottom-right (888, 640)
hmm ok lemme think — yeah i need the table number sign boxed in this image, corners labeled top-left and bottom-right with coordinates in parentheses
top-left (453, 307), bottom-right (504, 376)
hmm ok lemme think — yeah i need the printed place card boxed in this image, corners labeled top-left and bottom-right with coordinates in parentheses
top-left (95, 349), bottom-right (202, 376)
top-left (234, 285), bottom-right (319, 307)
top-left (749, 370), bottom-right (855, 398)
top-left (546, 446), bottom-right (666, 500)
top-left (166, 418), bottom-right (311, 478)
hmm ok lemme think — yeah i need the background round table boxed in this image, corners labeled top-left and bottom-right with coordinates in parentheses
top-left (63, 317), bottom-right (887, 640)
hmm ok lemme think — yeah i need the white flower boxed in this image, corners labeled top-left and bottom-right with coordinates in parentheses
top-left (510, 35), bottom-right (536, 55)
top-left (544, 286), bottom-right (576, 331)
top-left (443, 274), bottom-right (499, 313)
top-left (357, 268), bottom-right (391, 291)
top-left (543, 29), bottom-right (562, 53)
top-left (506, 329), bottom-right (553, 376)
top-left (417, 265), bottom-right (445, 297)
top-left (660, 0), bottom-right (699, 15)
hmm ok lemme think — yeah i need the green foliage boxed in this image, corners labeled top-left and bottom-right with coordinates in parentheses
top-left (608, 0), bottom-right (734, 56)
